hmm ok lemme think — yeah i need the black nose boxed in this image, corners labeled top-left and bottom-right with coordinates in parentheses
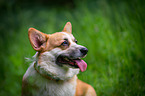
top-left (80, 47), bottom-right (88, 55)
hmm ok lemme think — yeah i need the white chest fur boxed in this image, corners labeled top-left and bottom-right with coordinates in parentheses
top-left (35, 78), bottom-right (77, 96)
top-left (23, 63), bottom-right (77, 96)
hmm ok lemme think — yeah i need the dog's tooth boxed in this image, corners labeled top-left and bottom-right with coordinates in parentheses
top-left (64, 57), bottom-right (69, 61)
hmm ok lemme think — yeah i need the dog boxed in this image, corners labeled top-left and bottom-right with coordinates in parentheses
top-left (22, 22), bottom-right (96, 96)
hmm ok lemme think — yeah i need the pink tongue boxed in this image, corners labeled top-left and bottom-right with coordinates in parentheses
top-left (74, 59), bottom-right (87, 72)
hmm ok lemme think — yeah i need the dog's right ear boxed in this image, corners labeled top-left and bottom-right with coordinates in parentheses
top-left (28, 28), bottom-right (48, 51)
top-left (62, 22), bottom-right (72, 33)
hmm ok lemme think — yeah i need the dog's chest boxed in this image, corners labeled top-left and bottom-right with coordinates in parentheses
top-left (27, 70), bottom-right (77, 96)
top-left (35, 79), bottom-right (76, 96)
top-left (34, 78), bottom-right (76, 96)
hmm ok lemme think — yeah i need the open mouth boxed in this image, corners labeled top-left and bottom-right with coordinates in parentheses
top-left (56, 56), bottom-right (87, 72)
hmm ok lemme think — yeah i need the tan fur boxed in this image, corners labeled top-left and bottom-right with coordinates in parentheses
top-left (22, 22), bottom-right (96, 96)
top-left (75, 79), bottom-right (96, 96)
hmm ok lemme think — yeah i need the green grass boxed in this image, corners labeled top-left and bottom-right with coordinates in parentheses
top-left (0, 0), bottom-right (145, 96)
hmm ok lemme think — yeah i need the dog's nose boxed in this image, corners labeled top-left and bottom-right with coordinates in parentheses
top-left (80, 47), bottom-right (88, 55)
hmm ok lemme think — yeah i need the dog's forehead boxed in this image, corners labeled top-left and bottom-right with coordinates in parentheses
top-left (50, 32), bottom-right (75, 40)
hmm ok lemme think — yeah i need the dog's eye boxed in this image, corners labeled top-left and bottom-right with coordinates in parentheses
top-left (61, 40), bottom-right (68, 46)
top-left (75, 40), bottom-right (78, 43)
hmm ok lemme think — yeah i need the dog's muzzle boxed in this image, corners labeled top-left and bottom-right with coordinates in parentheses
top-left (56, 47), bottom-right (88, 72)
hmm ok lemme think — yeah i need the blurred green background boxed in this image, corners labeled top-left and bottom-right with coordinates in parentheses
top-left (0, 0), bottom-right (145, 95)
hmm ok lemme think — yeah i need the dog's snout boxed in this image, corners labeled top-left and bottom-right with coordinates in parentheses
top-left (80, 47), bottom-right (88, 55)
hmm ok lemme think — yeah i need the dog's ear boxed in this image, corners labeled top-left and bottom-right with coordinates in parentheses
top-left (28, 28), bottom-right (48, 51)
top-left (62, 22), bottom-right (72, 33)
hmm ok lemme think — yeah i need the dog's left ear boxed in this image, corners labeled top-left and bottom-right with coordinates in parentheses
top-left (28, 28), bottom-right (48, 51)
top-left (62, 22), bottom-right (72, 33)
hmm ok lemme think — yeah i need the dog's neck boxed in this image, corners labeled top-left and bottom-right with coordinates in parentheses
top-left (34, 61), bottom-right (79, 81)
top-left (34, 61), bottom-right (59, 81)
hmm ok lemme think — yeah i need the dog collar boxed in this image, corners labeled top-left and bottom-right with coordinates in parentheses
top-left (34, 61), bottom-right (61, 81)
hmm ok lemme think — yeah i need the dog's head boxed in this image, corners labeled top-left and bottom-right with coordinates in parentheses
top-left (28, 22), bottom-right (88, 80)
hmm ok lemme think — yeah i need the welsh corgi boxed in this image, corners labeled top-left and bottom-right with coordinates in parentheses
top-left (22, 22), bottom-right (96, 96)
